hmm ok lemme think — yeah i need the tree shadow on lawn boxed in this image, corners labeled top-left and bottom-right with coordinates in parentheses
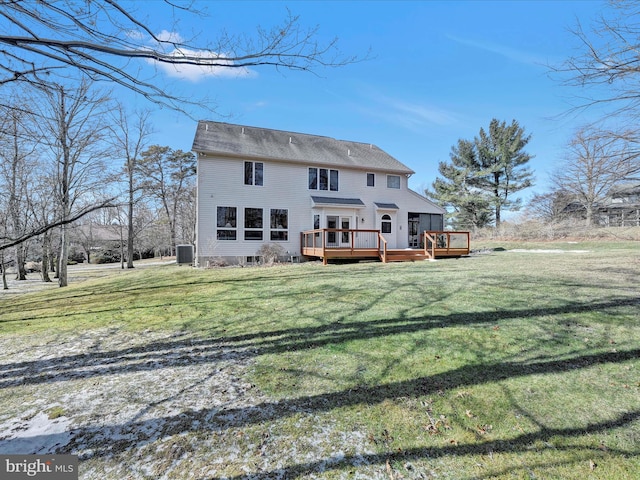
top-left (204, 410), bottom-right (640, 480)
top-left (2, 266), bottom-right (359, 311)
top-left (32, 347), bottom-right (640, 477)
top-left (0, 297), bottom-right (637, 389)
top-left (2, 295), bottom-right (639, 475)
top-left (1, 265), bottom-right (408, 324)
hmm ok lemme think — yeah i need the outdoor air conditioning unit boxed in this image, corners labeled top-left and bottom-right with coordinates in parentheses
top-left (176, 244), bottom-right (194, 266)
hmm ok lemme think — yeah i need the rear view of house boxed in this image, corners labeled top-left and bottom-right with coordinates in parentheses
top-left (192, 121), bottom-right (447, 266)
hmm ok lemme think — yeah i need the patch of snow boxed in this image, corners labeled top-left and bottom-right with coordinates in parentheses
top-left (0, 411), bottom-right (72, 454)
top-left (0, 328), bottom-right (386, 479)
top-left (509, 249), bottom-right (590, 254)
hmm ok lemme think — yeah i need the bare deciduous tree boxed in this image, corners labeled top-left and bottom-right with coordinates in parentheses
top-left (34, 79), bottom-right (113, 286)
top-left (0, 103), bottom-right (38, 281)
top-left (108, 106), bottom-right (152, 268)
top-left (552, 126), bottom-right (638, 226)
top-left (0, 1), bottom-right (361, 112)
top-left (558, 0), bottom-right (640, 119)
top-left (138, 145), bottom-right (195, 256)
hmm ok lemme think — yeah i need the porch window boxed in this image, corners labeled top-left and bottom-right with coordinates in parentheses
top-left (367, 173), bottom-right (375, 187)
top-left (309, 168), bottom-right (338, 191)
top-left (244, 208), bottom-right (263, 240)
top-left (217, 206), bottom-right (237, 240)
top-left (244, 161), bottom-right (264, 186)
top-left (314, 214), bottom-right (321, 239)
top-left (270, 209), bottom-right (289, 241)
top-left (381, 214), bottom-right (392, 233)
top-left (387, 175), bottom-right (400, 189)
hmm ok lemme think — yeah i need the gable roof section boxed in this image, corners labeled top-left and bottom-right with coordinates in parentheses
top-left (192, 121), bottom-right (414, 174)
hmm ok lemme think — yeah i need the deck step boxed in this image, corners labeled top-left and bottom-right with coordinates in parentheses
top-left (383, 251), bottom-right (431, 262)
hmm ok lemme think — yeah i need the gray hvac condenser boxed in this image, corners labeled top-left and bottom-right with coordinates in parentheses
top-left (176, 244), bottom-right (194, 265)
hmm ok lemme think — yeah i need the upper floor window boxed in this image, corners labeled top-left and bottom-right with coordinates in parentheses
top-left (387, 175), bottom-right (400, 189)
top-left (244, 161), bottom-right (263, 186)
top-left (217, 206), bottom-right (237, 240)
top-left (309, 167), bottom-right (338, 191)
top-left (367, 173), bottom-right (375, 187)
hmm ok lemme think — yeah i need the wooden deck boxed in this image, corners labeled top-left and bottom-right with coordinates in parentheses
top-left (300, 229), bottom-right (470, 264)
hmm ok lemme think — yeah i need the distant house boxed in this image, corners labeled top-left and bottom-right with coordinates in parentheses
top-left (192, 121), bottom-right (445, 265)
top-left (70, 223), bottom-right (122, 263)
top-left (598, 181), bottom-right (640, 227)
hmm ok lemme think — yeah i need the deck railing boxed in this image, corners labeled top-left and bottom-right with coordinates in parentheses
top-left (424, 231), bottom-right (471, 259)
top-left (301, 229), bottom-right (470, 263)
top-left (300, 229), bottom-right (381, 264)
top-left (379, 234), bottom-right (388, 263)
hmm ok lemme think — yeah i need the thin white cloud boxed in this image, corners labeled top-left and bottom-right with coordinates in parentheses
top-left (155, 30), bottom-right (184, 44)
top-left (149, 47), bottom-right (255, 81)
top-left (358, 92), bottom-right (459, 130)
top-left (143, 31), bottom-right (255, 81)
top-left (384, 98), bottom-right (459, 127)
top-left (447, 34), bottom-right (550, 66)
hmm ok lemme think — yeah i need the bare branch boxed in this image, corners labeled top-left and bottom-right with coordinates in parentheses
top-left (0, 198), bottom-right (116, 252)
top-left (0, 1), bottom-right (364, 113)
top-left (554, 1), bottom-right (640, 118)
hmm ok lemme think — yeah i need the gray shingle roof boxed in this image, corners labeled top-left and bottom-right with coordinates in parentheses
top-left (192, 121), bottom-right (414, 174)
top-left (374, 202), bottom-right (399, 209)
top-left (311, 196), bottom-right (365, 207)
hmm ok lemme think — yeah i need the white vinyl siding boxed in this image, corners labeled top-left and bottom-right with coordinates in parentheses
top-left (196, 154), bottom-right (445, 261)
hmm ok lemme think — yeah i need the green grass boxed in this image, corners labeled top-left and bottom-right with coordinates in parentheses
top-left (1, 242), bottom-right (639, 479)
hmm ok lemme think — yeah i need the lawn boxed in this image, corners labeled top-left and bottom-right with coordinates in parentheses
top-left (0, 241), bottom-right (639, 479)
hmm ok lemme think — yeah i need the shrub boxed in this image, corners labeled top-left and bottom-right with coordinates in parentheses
top-left (256, 244), bottom-right (285, 265)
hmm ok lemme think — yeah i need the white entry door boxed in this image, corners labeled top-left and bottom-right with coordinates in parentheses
top-left (380, 213), bottom-right (396, 247)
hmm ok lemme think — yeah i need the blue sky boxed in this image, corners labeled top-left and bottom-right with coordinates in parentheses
top-left (132, 0), bottom-right (609, 213)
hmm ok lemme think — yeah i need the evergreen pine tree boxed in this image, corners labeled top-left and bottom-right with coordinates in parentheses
top-left (428, 119), bottom-right (534, 229)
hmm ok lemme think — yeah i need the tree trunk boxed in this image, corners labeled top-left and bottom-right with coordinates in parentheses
top-left (58, 224), bottom-right (68, 287)
top-left (41, 232), bottom-right (52, 283)
top-left (14, 244), bottom-right (27, 280)
top-left (127, 179), bottom-right (135, 268)
top-left (585, 205), bottom-right (593, 227)
top-left (1, 252), bottom-right (8, 290)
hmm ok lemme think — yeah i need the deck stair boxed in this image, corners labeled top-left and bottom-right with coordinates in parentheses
top-left (383, 249), bottom-right (432, 262)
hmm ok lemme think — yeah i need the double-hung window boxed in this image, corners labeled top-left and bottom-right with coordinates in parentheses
top-left (244, 161), bottom-right (263, 186)
top-left (367, 173), bottom-right (375, 187)
top-left (387, 175), bottom-right (400, 189)
top-left (309, 168), bottom-right (338, 191)
top-left (244, 208), bottom-right (263, 240)
top-left (217, 206), bottom-right (237, 240)
top-left (270, 209), bottom-right (288, 241)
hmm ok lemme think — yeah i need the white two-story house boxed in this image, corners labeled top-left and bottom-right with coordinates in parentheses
top-left (192, 121), bottom-right (446, 266)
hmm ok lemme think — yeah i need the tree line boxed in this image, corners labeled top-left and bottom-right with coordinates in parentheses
top-left (0, 79), bottom-right (196, 288)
